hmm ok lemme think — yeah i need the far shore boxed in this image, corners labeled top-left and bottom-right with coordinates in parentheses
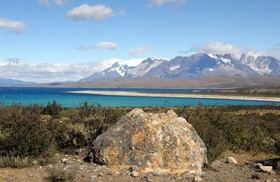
top-left (67, 90), bottom-right (280, 102)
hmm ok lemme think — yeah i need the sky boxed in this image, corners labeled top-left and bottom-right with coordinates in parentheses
top-left (0, 0), bottom-right (279, 82)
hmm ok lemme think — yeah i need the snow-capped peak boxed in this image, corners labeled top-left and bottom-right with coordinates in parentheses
top-left (109, 62), bottom-right (127, 76)
top-left (207, 54), bottom-right (232, 65)
top-left (207, 53), bottom-right (219, 59)
top-left (126, 57), bottom-right (165, 77)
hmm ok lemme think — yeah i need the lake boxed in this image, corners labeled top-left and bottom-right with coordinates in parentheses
top-left (0, 87), bottom-right (279, 107)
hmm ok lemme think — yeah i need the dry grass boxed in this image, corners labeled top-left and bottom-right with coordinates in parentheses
top-left (47, 167), bottom-right (76, 182)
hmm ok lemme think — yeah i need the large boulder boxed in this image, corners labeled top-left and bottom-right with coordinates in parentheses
top-left (91, 108), bottom-right (207, 175)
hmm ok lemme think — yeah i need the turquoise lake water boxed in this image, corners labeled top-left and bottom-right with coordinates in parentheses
top-left (0, 87), bottom-right (279, 107)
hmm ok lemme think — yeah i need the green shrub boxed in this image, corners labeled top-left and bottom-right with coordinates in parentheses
top-left (177, 105), bottom-right (278, 163)
top-left (47, 119), bottom-right (88, 154)
top-left (0, 105), bottom-right (56, 166)
top-left (77, 103), bottom-right (127, 142)
top-left (43, 101), bottom-right (62, 118)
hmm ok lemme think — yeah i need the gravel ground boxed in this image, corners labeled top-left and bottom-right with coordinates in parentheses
top-left (0, 152), bottom-right (279, 182)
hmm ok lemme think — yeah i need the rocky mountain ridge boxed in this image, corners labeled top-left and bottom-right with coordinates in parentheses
top-left (81, 53), bottom-right (280, 81)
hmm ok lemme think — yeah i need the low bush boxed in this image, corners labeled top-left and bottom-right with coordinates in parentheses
top-left (0, 105), bottom-right (56, 167)
top-left (177, 105), bottom-right (280, 163)
top-left (43, 101), bottom-right (62, 118)
top-left (48, 167), bottom-right (76, 182)
top-left (79, 103), bottom-right (127, 143)
top-left (0, 156), bottom-right (32, 168)
top-left (0, 103), bottom-right (279, 167)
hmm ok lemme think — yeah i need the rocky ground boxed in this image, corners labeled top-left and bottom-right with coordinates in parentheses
top-left (0, 152), bottom-right (279, 182)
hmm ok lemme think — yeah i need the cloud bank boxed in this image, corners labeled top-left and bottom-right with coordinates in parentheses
top-left (0, 18), bottom-right (26, 33)
top-left (0, 58), bottom-right (143, 83)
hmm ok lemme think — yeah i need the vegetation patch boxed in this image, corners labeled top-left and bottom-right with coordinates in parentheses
top-left (47, 167), bottom-right (76, 182)
top-left (0, 103), bottom-right (279, 167)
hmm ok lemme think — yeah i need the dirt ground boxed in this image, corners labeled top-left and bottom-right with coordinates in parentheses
top-left (0, 152), bottom-right (279, 182)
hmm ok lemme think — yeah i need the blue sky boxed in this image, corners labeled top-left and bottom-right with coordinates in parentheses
top-left (0, 0), bottom-right (279, 82)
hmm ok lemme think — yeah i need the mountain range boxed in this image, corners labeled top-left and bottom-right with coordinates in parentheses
top-left (1, 53), bottom-right (280, 88)
top-left (80, 53), bottom-right (280, 82)
top-left (0, 78), bottom-right (30, 87)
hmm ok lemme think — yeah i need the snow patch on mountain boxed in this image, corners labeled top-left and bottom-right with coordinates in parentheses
top-left (170, 65), bottom-right (180, 71)
top-left (109, 63), bottom-right (126, 76)
top-left (208, 54), bottom-right (219, 59)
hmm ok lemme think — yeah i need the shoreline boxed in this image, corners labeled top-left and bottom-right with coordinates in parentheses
top-left (67, 91), bottom-right (280, 102)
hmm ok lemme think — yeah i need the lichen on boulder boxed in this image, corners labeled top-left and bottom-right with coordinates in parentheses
top-left (90, 108), bottom-right (207, 175)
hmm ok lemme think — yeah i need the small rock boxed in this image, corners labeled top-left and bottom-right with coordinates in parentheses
top-left (252, 173), bottom-right (260, 180)
top-left (28, 173), bottom-right (33, 177)
top-left (98, 173), bottom-right (104, 177)
top-left (193, 176), bottom-right (203, 182)
top-left (131, 171), bottom-right (140, 177)
top-left (226, 157), bottom-right (238, 165)
top-left (129, 165), bottom-right (139, 172)
top-left (62, 158), bottom-right (68, 164)
top-left (73, 138), bottom-right (77, 146)
top-left (91, 176), bottom-right (97, 181)
top-left (257, 163), bottom-right (274, 174)
top-left (32, 160), bottom-right (38, 165)
top-left (177, 176), bottom-right (183, 180)
top-left (181, 171), bottom-right (195, 179)
top-left (265, 179), bottom-right (272, 182)
top-left (75, 148), bottom-right (84, 155)
top-left (83, 155), bottom-right (93, 163)
top-left (79, 165), bottom-right (85, 170)
top-left (151, 170), bottom-right (162, 176)
top-left (107, 169), bottom-right (120, 175)
top-left (142, 176), bottom-right (152, 182)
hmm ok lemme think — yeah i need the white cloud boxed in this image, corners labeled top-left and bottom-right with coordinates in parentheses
top-left (192, 42), bottom-right (280, 60)
top-left (193, 42), bottom-right (263, 59)
top-left (102, 58), bottom-right (143, 67)
top-left (0, 18), bottom-right (26, 33)
top-left (95, 41), bottom-right (118, 50)
top-left (0, 58), bottom-right (143, 83)
top-left (66, 4), bottom-right (115, 20)
top-left (38, 0), bottom-right (68, 6)
top-left (194, 42), bottom-right (244, 58)
top-left (78, 41), bottom-right (118, 51)
top-left (77, 45), bottom-right (95, 51)
top-left (149, 0), bottom-right (187, 6)
top-left (54, 0), bottom-right (67, 6)
top-left (128, 47), bottom-right (151, 57)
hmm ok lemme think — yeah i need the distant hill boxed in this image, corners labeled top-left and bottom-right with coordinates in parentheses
top-left (0, 78), bottom-right (30, 87)
top-left (48, 76), bottom-right (280, 89)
